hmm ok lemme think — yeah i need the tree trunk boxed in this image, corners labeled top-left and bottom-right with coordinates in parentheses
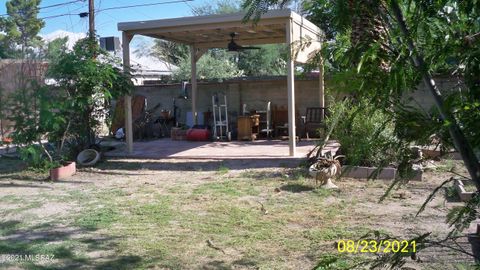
top-left (349, 0), bottom-right (390, 70)
top-left (390, 0), bottom-right (480, 188)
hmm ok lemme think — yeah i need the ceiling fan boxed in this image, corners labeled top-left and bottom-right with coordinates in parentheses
top-left (227, 32), bottom-right (261, 52)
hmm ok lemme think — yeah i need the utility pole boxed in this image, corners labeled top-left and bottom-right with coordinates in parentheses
top-left (88, 0), bottom-right (95, 40)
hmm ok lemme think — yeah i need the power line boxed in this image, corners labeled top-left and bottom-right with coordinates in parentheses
top-left (38, 0), bottom-right (195, 21)
top-left (97, 0), bottom-right (194, 12)
top-left (111, 0), bottom-right (154, 20)
top-left (0, 0), bottom-right (85, 17)
top-left (40, 0), bottom-right (85, 10)
top-left (41, 13), bottom-right (79, 20)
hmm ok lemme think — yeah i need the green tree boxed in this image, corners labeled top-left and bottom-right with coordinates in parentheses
top-left (144, 0), bottom-right (287, 79)
top-left (237, 44), bottom-right (287, 76)
top-left (243, 0), bottom-right (480, 267)
top-left (191, 0), bottom-right (242, 15)
top-left (147, 39), bottom-right (189, 67)
top-left (142, 0), bottom-right (240, 68)
top-left (47, 38), bottom-right (134, 151)
top-left (0, 17), bottom-right (8, 58)
top-left (8, 38), bottom-right (134, 168)
top-left (43, 37), bottom-right (69, 63)
top-left (0, 0), bottom-right (45, 58)
top-left (244, 0), bottom-right (480, 183)
top-left (173, 50), bottom-right (243, 81)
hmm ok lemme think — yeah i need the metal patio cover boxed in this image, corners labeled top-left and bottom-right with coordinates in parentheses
top-left (118, 9), bottom-right (324, 156)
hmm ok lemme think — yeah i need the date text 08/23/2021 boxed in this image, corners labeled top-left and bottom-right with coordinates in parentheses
top-left (337, 240), bottom-right (417, 254)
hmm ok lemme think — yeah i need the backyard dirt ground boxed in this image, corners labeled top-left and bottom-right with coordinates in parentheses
top-left (0, 156), bottom-right (476, 270)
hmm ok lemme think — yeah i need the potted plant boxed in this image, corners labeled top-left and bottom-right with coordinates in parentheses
top-left (49, 160), bottom-right (76, 181)
top-left (309, 152), bottom-right (344, 189)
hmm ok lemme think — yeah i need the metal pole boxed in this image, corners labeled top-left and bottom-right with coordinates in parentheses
top-left (122, 32), bottom-right (133, 154)
top-left (286, 19), bottom-right (297, 157)
top-left (190, 45), bottom-right (198, 125)
top-left (319, 52), bottom-right (325, 121)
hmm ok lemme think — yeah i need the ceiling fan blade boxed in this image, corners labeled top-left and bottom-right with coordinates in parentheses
top-left (227, 32), bottom-right (261, 51)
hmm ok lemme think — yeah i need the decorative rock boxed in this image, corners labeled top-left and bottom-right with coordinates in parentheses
top-left (455, 178), bottom-right (475, 202)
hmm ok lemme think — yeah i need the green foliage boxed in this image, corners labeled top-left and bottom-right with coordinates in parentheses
top-left (237, 44), bottom-right (287, 76)
top-left (7, 38), bottom-right (134, 169)
top-left (313, 254), bottom-right (352, 270)
top-left (0, 26), bottom-right (8, 59)
top-left (172, 50), bottom-right (243, 81)
top-left (18, 145), bottom-right (59, 170)
top-left (43, 37), bottom-right (69, 64)
top-left (6, 81), bottom-right (63, 169)
top-left (0, 0), bottom-right (45, 58)
top-left (447, 193), bottom-right (480, 236)
top-left (171, 46), bottom-right (288, 80)
top-left (242, 0), bottom-right (291, 20)
top-left (446, 93), bottom-right (480, 154)
top-left (47, 38), bottom-right (134, 151)
top-left (146, 40), bottom-right (189, 67)
top-left (191, 0), bottom-right (241, 15)
top-left (326, 98), bottom-right (406, 167)
top-left (145, 0), bottom-right (286, 80)
top-left (302, 0), bottom-right (352, 40)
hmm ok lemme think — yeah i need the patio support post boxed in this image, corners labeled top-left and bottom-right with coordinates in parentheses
top-left (286, 19), bottom-right (297, 157)
top-left (190, 45), bottom-right (198, 125)
top-left (122, 31), bottom-right (134, 154)
top-left (319, 50), bottom-right (325, 120)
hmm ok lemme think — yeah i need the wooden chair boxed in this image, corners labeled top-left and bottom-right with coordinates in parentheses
top-left (303, 107), bottom-right (327, 139)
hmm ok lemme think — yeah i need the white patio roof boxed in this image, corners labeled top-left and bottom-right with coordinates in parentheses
top-left (118, 9), bottom-right (323, 61)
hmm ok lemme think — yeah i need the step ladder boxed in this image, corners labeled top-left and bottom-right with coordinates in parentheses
top-left (212, 94), bottom-right (231, 141)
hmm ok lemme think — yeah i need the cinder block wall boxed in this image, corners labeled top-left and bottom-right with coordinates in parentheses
top-left (406, 76), bottom-right (465, 110)
top-left (134, 77), bottom-right (327, 126)
top-left (133, 76), bottom-right (463, 127)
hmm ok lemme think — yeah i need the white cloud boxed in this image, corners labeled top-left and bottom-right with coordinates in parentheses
top-left (41, 30), bottom-right (87, 50)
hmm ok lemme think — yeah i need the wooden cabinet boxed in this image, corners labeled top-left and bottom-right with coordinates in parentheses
top-left (237, 115), bottom-right (259, 140)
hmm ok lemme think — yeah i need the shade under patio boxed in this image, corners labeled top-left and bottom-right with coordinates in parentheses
top-left (118, 9), bottom-right (324, 157)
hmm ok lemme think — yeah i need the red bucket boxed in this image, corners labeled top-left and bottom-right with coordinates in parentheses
top-left (186, 128), bottom-right (211, 141)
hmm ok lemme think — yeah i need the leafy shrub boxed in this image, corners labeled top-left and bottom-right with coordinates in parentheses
top-left (7, 38), bottom-right (133, 170)
top-left (18, 145), bottom-right (59, 171)
top-left (326, 98), bottom-right (406, 167)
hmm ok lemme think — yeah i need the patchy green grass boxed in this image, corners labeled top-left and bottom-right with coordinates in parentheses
top-left (435, 159), bottom-right (456, 172)
top-left (192, 180), bottom-right (259, 197)
top-left (0, 158), bottom-right (474, 269)
top-left (216, 164), bottom-right (230, 175)
top-left (0, 194), bottom-right (44, 218)
top-left (75, 205), bottom-right (121, 231)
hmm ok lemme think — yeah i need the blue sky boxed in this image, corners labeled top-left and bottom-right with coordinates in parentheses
top-left (0, 0), bottom-right (209, 37)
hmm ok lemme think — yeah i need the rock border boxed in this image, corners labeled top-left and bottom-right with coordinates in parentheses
top-left (454, 178), bottom-right (475, 202)
top-left (341, 165), bottom-right (422, 181)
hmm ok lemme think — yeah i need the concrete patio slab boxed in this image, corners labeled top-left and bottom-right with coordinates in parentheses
top-left (104, 139), bottom-right (334, 159)
top-left (103, 139), bottom-right (339, 169)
